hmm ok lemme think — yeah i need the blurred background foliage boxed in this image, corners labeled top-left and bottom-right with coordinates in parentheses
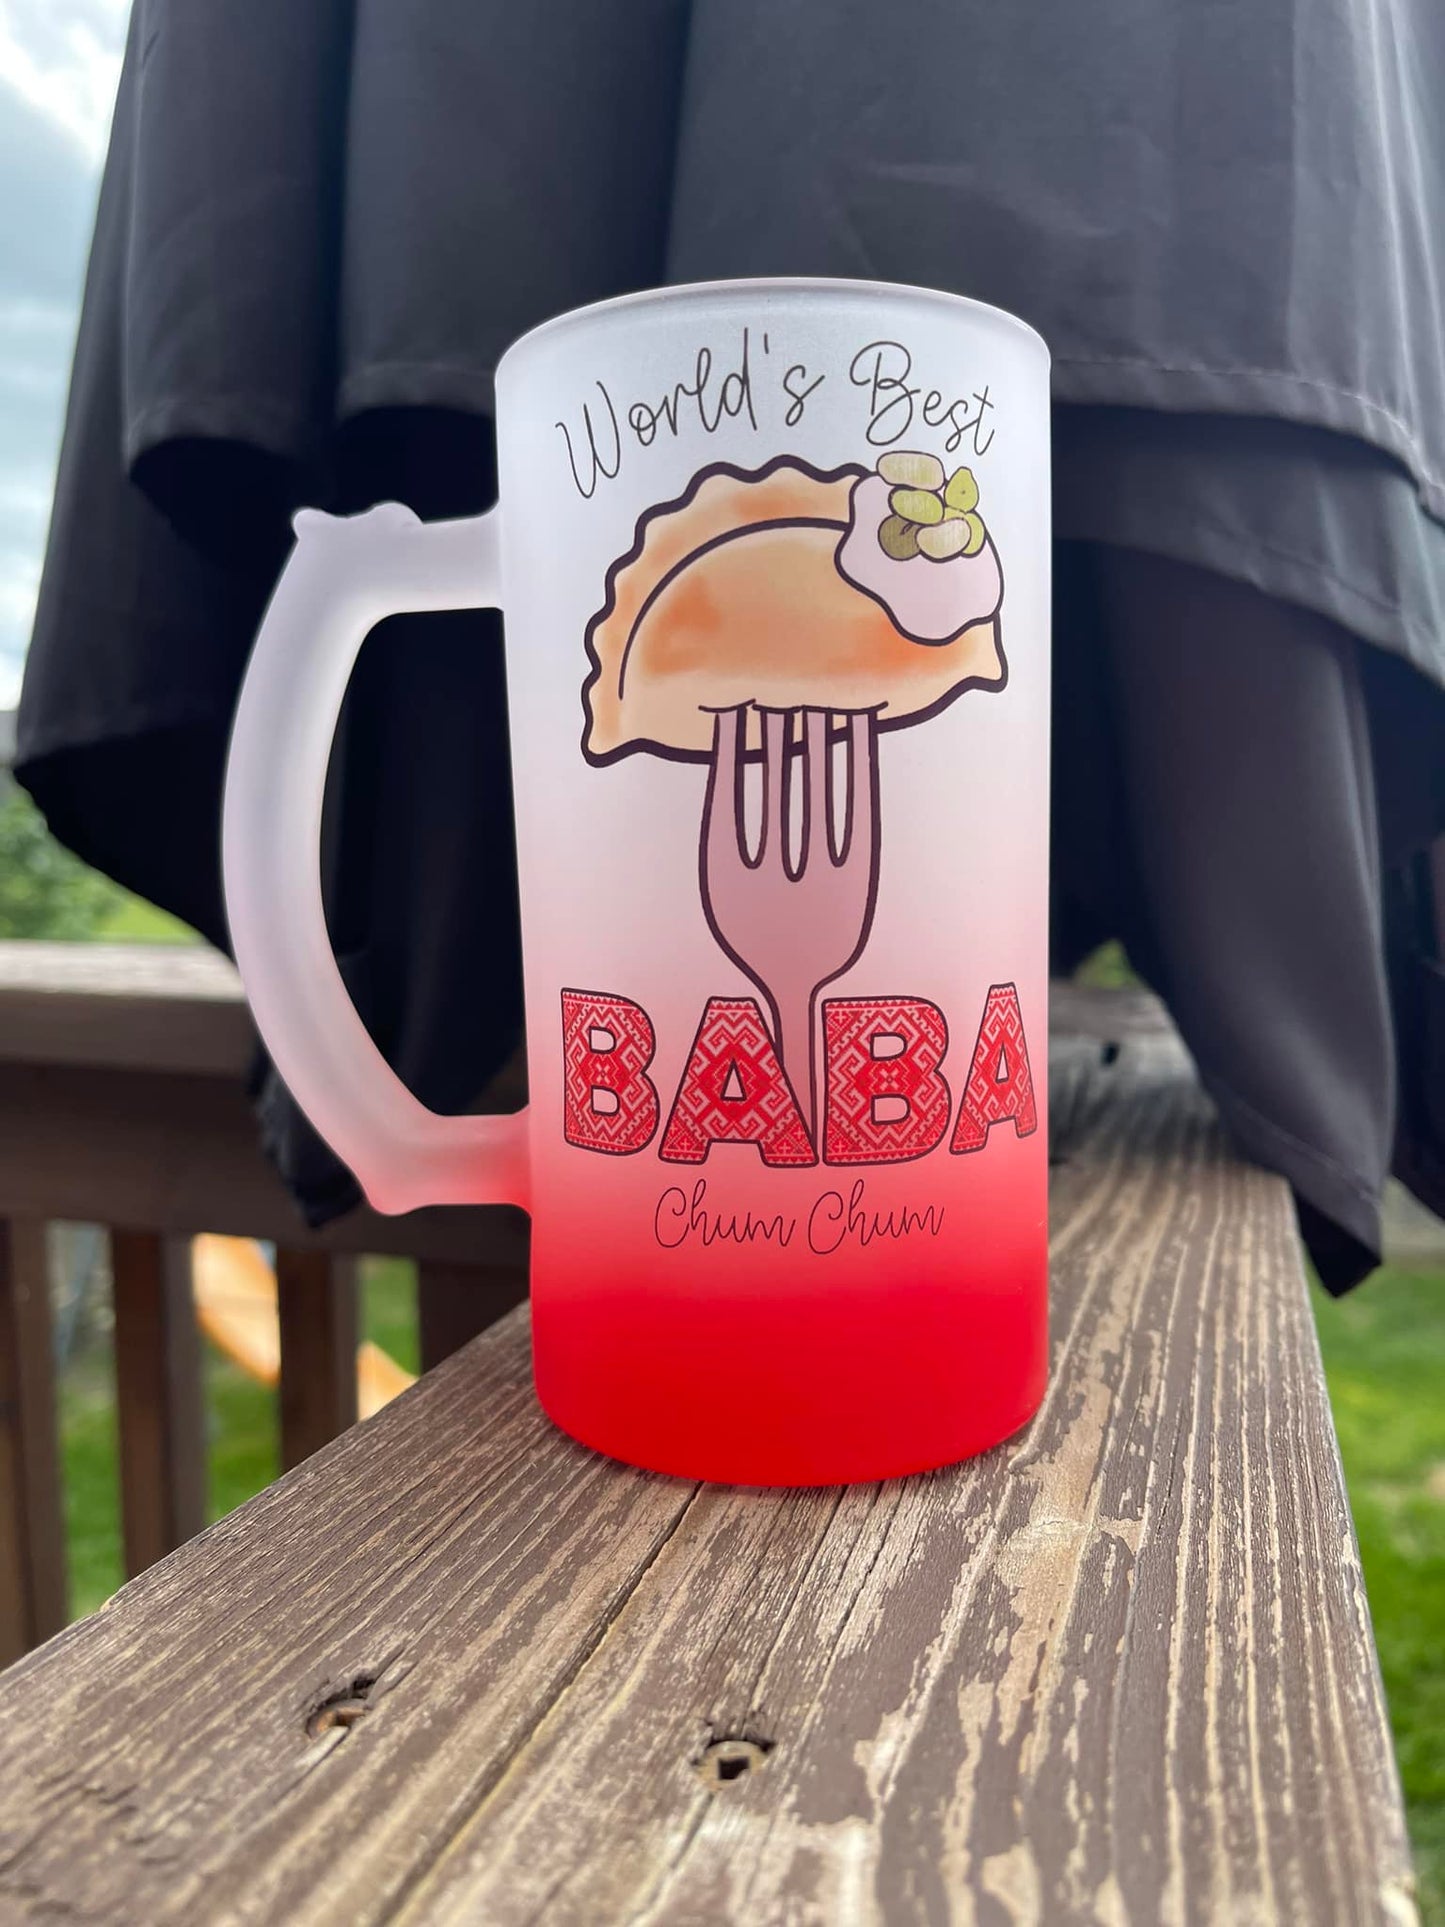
top-left (0, 782), bottom-right (128, 939)
top-left (0, 780), bottom-right (193, 941)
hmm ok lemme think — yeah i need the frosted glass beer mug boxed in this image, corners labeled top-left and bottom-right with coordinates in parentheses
top-left (223, 279), bottom-right (1051, 1484)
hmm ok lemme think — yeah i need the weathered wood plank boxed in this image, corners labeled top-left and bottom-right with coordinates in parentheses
top-left (0, 999), bottom-right (1413, 1926)
top-left (0, 941), bottom-right (252, 1076)
top-left (0, 941), bottom-right (529, 1265)
top-left (0, 941), bottom-right (530, 1091)
top-left (0, 1317), bottom-right (693, 1925)
top-left (111, 1231), bottom-right (206, 1576)
top-left (0, 1220), bottom-right (67, 1662)
top-left (1048, 975), bottom-right (1176, 1042)
top-left (418, 1250), bottom-right (529, 1372)
top-left (0, 1063), bottom-right (529, 1265)
top-left (277, 1251), bottom-right (359, 1471)
top-left (398, 1026), bottom-right (1413, 1927)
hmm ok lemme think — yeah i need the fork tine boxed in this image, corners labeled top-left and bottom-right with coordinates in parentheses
top-left (852, 711), bottom-right (879, 867)
top-left (780, 710), bottom-right (810, 883)
top-left (834, 711), bottom-right (879, 867)
top-left (731, 706), bottom-right (753, 866)
top-left (803, 710), bottom-right (829, 874)
top-left (703, 707), bottom-right (745, 874)
top-left (855, 711), bottom-right (880, 868)
top-left (835, 714), bottom-right (855, 865)
top-left (761, 710), bottom-right (788, 869)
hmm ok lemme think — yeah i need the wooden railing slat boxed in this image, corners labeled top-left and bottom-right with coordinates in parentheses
top-left (0, 942), bottom-right (530, 1269)
top-left (0, 1063), bottom-right (530, 1267)
top-left (0, 943), bottom-right (251, 1077)
top-left (276, 1251), bottom-right (358, 1471)
top-left (111, 1232), bottom-right (206, 1578)
top-left (0, 1219), bottom-right (67, 1662)
top-left (418, 1241), bottom-right (528, 1373)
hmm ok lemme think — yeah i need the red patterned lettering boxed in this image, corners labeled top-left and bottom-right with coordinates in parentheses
top-left (661, 998), bottom-right (815, 1166)
top-left (950, 983), bottom-right (1038, 1153)
top-left (562, 990), bottom-right (659, 1154)
top-left (822, 997), bottom-right (951, 1164)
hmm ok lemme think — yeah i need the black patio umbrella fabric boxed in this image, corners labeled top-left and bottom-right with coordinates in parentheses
top-left (18, 0), bottom-right (1445, 1286)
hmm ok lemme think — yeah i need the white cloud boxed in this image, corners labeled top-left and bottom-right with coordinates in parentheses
top-left (0, 477), bottom-right (51, 699)
top-left (0, 476), bottom-right (54, 520)
top-left (0, 562), bottom-right (40, 707)
top-left (0, 0), bottom-right (126, 162)
top-left (0, 292), bottom-right (83, 682)
top-left (1, 300), bottom-right (78, 391)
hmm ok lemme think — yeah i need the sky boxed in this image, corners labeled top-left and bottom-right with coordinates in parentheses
top-left (0, 0), bottom-right (128, 708)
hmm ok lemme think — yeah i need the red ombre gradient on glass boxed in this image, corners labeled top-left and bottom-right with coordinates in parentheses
top-left (529, 1122), bottom-right (1047, 1486)
top-left (525, 956), bottom-right (1048, 1485)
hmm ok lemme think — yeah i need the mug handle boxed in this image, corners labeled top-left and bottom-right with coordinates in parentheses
top-left (222, 502), bottom-right (529, 1216)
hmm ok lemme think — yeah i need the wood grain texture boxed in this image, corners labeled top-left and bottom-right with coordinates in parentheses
top-left (0, 1062), bottom-right (530, 1265)
top-left (404, 1020), bottom-right (1413, 1927)
top-left (0, 1317), bottom-right (693, 1926)
top-left (111, 1231), bottom-right (206, 1576)
top-left (0, 940), bottom-right (529, 1096)
top-left (277, 1251), bottom-right (359, 1471)
top-left (0, 944), bottom-right (530, 1268)
top-left (0, 1220), bottom-right (66, 1662)
top-left (0, 996), bottom-right (1413, 1925)
top-left (418, 1255), bottom-right (529, 1372)
top-left (0, 941), bottom-right (251, 1076)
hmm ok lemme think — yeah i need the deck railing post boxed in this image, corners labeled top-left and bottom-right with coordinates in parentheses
top-left (0, 1218), bottom-right (68, 1661)
top-left (277, 1250), bottom-right (359, 1470)
top-left (0, 943), bottom-right (532, 1656)
top-left (111, 1230), bottom-right (206, 1577)
top-left (418, 1234), bottom-right (529, 1373)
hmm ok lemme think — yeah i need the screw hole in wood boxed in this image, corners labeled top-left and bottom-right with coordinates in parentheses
top-left (306, 1672), bottom-right (378, 1741)
top-left (695, 1737), bottom-right (774, 1787)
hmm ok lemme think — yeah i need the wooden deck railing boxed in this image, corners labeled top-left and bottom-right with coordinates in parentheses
top-left (0, 979), bottom-right (1414, 1922)
top-left (0, 941), bottom-right (528, 1665)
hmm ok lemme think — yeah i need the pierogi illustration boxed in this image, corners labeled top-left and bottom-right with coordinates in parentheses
top-left (582, 453), bottom-right (1008, 1128)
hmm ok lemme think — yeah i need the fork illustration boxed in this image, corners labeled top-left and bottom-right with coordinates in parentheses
top-left (701, 704), bottom-right (881, 1137)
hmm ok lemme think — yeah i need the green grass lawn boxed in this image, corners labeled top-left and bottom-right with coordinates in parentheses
top-left (53, 1246), bottom-right (1444, 1916)
top-left (1312, 1266), bottom-right (1445, 1923)
top-left (96, 894), bottom-right (199, 943)
top-left (59, 1257), bottom-right (418, 1618)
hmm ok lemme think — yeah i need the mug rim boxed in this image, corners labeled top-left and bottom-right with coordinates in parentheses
top-left (497, 276), bottom-right (1050, 376)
